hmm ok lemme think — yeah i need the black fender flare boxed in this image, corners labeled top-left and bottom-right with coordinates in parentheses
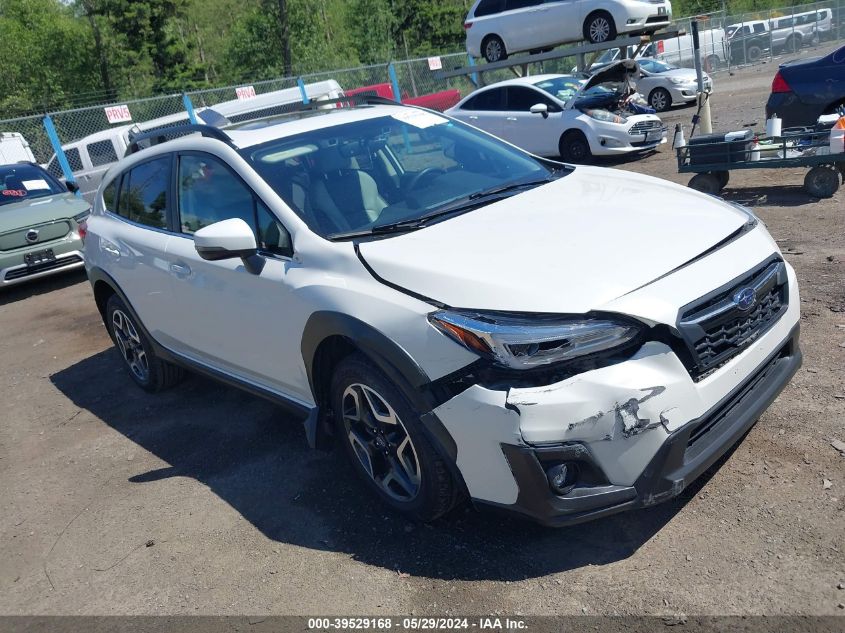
top-left (301, 311), bottom-right (460, 466)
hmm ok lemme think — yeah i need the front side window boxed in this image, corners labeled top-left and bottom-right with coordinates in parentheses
top-left (506, 86), bottom-right (558, 111)
top-left (87, 140), bottom-right (118, 167)
top-left (46, 148), bottom-right (83, 179)
top-left (117, 157), bottom-right (169, 229)
top-left (0, 164), bottom-right (66, 206)
top-left (177, 154), bottom-right (290, 256)
top-left (245, 111), bottom-right (559, 239)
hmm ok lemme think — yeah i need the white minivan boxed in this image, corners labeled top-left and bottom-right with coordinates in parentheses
top-left (465, 0), bottom-right (673, 63)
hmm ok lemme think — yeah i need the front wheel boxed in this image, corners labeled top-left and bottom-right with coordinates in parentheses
top-left (649, 87), bottom-right (672, 112)
top-left (105, 294), bottom-right (184, 392)
top-left (583, 11), bottom-right (616, 44)
top-left (559, 130), bottom-right (592, 163)
top-left (331, 353), bottom-right (461, 521)
top-left (688, 172), bottom-right (722, 195)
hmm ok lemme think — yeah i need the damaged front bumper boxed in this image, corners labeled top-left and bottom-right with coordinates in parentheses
top-left (431, 300), bottom-right (801, 526)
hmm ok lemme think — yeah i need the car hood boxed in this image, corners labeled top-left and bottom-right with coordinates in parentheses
top-left (0, 194), bottom-right (89, 231)
top-left (582, 59), bottom-right (639, 92)
top-left (357, 167), bottom-right (749, 314)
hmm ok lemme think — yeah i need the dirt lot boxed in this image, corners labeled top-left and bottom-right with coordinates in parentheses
top-left (1, 56), bottom-right (843, 618)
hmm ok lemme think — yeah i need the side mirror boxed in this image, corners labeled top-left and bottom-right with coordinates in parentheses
top-left (530, 103), bottom-right (549, 119)
top-left (194, 218), bottom-right (264, 274)
top-left (66, 181), bottom-right (79, 193)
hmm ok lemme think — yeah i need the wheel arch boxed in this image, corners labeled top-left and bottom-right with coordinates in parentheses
top-left (301, 311), bottom-right (462, 478)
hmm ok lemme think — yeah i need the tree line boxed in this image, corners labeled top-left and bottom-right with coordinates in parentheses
top-left (0, 0), bottom-right (828, 118)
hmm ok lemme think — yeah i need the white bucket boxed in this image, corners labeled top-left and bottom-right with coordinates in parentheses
top-left (766, 114), bottom-right (782, 138)
top-left (830, 120), bottom-right (845, 154)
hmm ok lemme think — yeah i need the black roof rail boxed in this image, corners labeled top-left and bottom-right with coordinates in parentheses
top-left (125, 124), bottom-right (236, 157)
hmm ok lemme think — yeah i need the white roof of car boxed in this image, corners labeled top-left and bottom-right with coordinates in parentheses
top-left (469, 74), bottom-right (580, 90)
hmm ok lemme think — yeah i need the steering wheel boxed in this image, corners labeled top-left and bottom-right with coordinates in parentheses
top-left (405, 167), bottom-right (446, 192)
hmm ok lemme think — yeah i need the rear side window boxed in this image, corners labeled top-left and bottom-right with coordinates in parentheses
top-left (47, 148), bottom-right (83, 178)
top-left (474, 0), bottom-right (504, 17)
top-left (753, 23), bottom-right (766, 33)
top-left (506, 0), bottom-right (541, 10)
top-left (87, 140), bottom-right (118, 167)
top-left (462, 88), bottom-right (506, 111)
top-left (117, 157), bottom-right (170, 229)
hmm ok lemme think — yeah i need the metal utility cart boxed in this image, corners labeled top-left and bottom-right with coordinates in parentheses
top-left (676, 128), bottom-right (845, 199)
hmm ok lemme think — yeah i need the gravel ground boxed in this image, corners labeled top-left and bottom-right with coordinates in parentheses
top-left (0, 52), bottom-right (843, 617)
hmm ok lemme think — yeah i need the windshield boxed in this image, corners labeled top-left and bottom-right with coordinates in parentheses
top-left (244, 110), bottom-right (561, 239)
top-left (534, 77), bottom-right (584, 102)
top-left (0, 164), bottom-right (65, 207)
top-left (639, 59), bottom-right (676, 73)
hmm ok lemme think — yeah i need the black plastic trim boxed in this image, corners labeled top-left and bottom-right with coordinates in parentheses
top-left (353, 243), bottom-right (446, 308)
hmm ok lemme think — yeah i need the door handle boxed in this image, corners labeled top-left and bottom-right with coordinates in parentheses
top-left (169, 263), bottom-right (191, 276)
top-left (102, 245), bottom-right (120, 257)
top-left (506, 116), bottom-right (518, 121)
top-left (469, 115), bottom-right (479, 120)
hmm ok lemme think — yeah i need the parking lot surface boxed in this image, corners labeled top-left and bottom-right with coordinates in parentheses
top-left (1, 59), bottom-right (843, 616)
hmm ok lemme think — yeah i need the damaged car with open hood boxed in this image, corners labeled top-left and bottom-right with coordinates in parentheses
top-left (446, 60), bottom-right (666, 162)
top-left (84, 97), bottom-right (801, 526)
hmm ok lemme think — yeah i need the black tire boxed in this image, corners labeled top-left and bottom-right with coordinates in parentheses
top-left (746, 44), bottom-right (762, 63)
top-left (559, 130), bottom-right (592, 163)
top-left (715, 170), bottom-right (730, 189)
top-left (105, 294), bottom-right (184, 392)
top-left (583, 11), bottom-right (616, 44)
top-left (804, 165), bottom-right (840, 198)
top-left (482, 35), bottom-right (507, 63)
top-left (649, 87), bottom-right (672, 112)
top-left (705, 54), bottom-right (722, 71)
top-left (688, 173), bottom-right (722, 195)
top-left (331, 353), bottom-right (461, 522)
top-left (784, 34), bottom-right (801, 52)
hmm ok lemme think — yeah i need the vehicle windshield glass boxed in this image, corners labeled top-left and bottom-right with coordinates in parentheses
top-left (640, 59), bottom-right (676, 73)
top-left (244, 110), bottom-right (561, 239)
top-left (533, 77), bottom-right (583, 101)
top-left (0, 164), bottom-right (65, 207)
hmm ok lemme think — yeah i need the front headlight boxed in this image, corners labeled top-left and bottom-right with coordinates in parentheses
top-left (428, 310), bottom-right (643, 370)
top-left (670, 77), bottom-right (694, 85)
top-left (582, 108), bottom-right (627, 124)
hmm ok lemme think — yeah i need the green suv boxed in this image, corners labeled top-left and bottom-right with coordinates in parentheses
top-left (1, 163), bottom-right (89, 287)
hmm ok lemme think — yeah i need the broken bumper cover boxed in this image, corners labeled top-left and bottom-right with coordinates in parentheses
top-left (485, 327), bottom-right (801, 526)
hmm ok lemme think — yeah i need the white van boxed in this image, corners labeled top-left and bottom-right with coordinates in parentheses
top-left (0, 132), bottom-right (36, 164)
top-left (44, 80), bottom-right (344, 204)
top-left (653, 28), bottom-right (728, 69)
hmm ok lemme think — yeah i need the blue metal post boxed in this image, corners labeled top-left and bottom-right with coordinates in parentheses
top-left (182, 93), bottom-right (199, 124)
top-left (298, 78), bottom-right (310, 105)
top-left (468, 55), bottom-right (479, 88)
top-left (42, 115), bottom-right (79, 196)
top-left (388, 63), bottom-right (402, 103)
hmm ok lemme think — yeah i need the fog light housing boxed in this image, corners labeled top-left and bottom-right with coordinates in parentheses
top-left (547, 463), bottom-right (578, 495)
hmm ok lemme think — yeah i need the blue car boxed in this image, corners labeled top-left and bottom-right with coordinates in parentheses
top-left (765, 45), bottom-right (845, 128)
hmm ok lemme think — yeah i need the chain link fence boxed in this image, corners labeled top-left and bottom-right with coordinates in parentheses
top-left (1, 0), bottom-right (843, 194)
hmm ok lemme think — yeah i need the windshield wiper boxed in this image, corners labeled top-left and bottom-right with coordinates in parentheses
top-left (327, 178), bottom-right (556, 240)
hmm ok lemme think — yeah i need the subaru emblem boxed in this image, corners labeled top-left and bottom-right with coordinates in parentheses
top-left (733, 287), bottom-right (756, 311)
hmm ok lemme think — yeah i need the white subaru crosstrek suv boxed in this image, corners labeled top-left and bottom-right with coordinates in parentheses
top-left (82, 98), bottom-right (801, 526)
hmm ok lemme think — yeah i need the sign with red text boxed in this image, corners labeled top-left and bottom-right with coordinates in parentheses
top-left (427, 57), bottom-right (443, 71)
top-left (236, 86), bottom-right (257, 100)
top-left (104, 105), bottom-right (132, 124)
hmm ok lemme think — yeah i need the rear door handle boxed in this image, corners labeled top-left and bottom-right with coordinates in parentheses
top-left (469, 115), bottom-right (479, 120)
top-left (169, 263), bottom-right (191, 277)
top-left (506, 116), bottom-right (518, 121)
top-left (102, 244), bottom-right (120, 257)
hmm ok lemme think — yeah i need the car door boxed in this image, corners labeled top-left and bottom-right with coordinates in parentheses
top-left (500, 0), bottom-right (548, 51)
top-left (541, 0), bottom-right (583, 45)
top-left (500, 86), bottom-right (562, 155)
top-left (454, 87), bottom-right (508, 139)
top-left (98, 154), bottom-right (177, 338)
top-left (163, 151), bottom-right (310, 401)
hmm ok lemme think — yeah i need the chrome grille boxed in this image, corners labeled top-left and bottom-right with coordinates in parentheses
top-left (628, 120), bottom-right (662, 136)
top-left (677, 259), bottom-right (788, 379)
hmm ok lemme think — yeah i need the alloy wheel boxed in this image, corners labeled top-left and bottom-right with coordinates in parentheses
top-left (589, 17), bottom-right (610, 43)
top-left (112, 309), bottom-right (150, 382)
top-left (485, 39), bottom-right (503, 62)
top-left (341, 383), bottom-right (421, 502)
top-left (650, 89), bottom-right (668, 111)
